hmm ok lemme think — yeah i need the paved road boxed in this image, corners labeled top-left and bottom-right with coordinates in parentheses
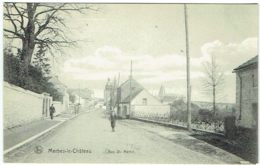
top-left (4, 109), bottom-right (241, 164)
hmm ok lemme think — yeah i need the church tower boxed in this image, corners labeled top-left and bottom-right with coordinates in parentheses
top-left (104, 78), bottom-right (112, 108)
top-left (158, 85), bottom-right (165, 103)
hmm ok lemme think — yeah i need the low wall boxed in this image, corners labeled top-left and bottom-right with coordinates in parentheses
top-left (133, 105), bottom-right (170, 115)
top-left (4, 82), bottom-right (44, 129)
top-left (53, 101), bottom-right (62, 116)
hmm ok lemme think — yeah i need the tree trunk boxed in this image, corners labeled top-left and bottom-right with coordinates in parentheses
top-left (213, 85), bottom-right (217, 130)
top-left (21, 3), bottom-right (37, 67)
top-left (22, 40), bottom-right (35, 67)
top-left (213, 85), bottom-right (216, 116)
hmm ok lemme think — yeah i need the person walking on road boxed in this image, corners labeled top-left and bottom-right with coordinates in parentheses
top-left (50, 104), bottom-right (56, 120)
top-left (109, 111), bottom-right (117, 132)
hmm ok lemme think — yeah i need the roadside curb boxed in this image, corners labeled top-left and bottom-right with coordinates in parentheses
top-left (4, 109), bottom-right (96, 155)
top-left (3, 121), bottom-right (64, 155)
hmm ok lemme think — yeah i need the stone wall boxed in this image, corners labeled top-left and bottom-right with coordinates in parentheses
top-left (235, 64), bottom-right (258, 129)
top-left (4, 82), bottom-right (44, 129)
top-left (133, 105), bottom-right (170, 115)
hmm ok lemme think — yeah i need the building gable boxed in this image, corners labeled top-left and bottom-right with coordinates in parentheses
top-left (118, 78), bottom-right (144, 102)
top-left (132, 89), bottom-right (163, 106)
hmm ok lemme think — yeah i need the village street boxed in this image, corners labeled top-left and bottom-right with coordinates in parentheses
top-left (4, 109), bottom-right (244, 164)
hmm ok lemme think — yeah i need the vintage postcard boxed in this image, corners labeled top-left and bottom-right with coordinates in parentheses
top-left (3, 2), bottom-right (258, 164)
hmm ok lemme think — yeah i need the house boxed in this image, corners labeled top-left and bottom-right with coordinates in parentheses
top-left (68, 88), bottom-right (94, 111)
top-left (48, 76), bottom-right (69, 114)
top-left (94, 98), bottom-right (104, 109)
top-left (233, 55), bottom-right (258, 129)
top-left (116, 78), bottom-right (170, 118)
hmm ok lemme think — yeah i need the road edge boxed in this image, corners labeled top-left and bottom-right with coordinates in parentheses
top-left (3, 109), bottom-right (96, 155)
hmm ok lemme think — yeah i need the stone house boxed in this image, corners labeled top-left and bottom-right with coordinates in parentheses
top-left (233, 55), bottom-right (258, 129)
top-left (116, 78), bottom-right (170, 118)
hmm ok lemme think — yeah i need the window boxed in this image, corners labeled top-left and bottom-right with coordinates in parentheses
top-left (252, 74), bottom-right (255, 87)
top-left (142, 98), bottom-right (147, 105)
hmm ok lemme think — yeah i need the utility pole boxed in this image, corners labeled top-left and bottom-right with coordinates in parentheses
top-left (79, 84), bottom-right (81, 113)
top-left (118, 72), bottom-right (120, 87)
top-left (129, 61), bottom-right (132, 119)
top-left (110, 82), bottom-right (113, 112)
top-left (79, 84), bottom-right (80, 104)
top-left (184, 4), bottom-right (192, 131)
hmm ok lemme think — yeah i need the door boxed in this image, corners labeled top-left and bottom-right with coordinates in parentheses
top-left (123, 106), bottom-right (127, 118)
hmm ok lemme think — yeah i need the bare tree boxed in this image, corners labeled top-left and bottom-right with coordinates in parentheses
top-left (4, 3), bottom-right (98, 67)
top-left (201, 55), bottom-right (225, 116)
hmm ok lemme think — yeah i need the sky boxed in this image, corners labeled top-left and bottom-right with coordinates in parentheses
top-left (3, 3), bottom-right (259, 103)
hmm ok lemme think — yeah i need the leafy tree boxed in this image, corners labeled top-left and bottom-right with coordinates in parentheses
top-left (4, 48), bottom-right (62, 100)
top-left (32, 43), bottom-right (51, 76)
top-left (69, 93), bottom-right (76, 103)
top-left (4, 48), bottom-right (28, 86)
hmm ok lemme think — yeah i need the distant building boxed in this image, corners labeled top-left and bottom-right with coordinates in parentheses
top-left (68, 88), bottom-right (94, 111)
top-left (116, 78), bottom-right (170, 118)
top-left (158, 85), bottom-right (166, 102)
top-left (233, 55), bottom-right (258, 129)
top-left (158, 85), bottom-right (183, 104)
top-left (104, 78), bottom-right (112, 110)
top-left (48, 76), bottom-right (69, 112)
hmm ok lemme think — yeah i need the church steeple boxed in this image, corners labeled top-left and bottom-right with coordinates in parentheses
top-left (105, 77), bottom-right (112, 90)
top-left (158, 85), bottom-right (165, 102)
top-left (158, 85), bottom-right (165, 97)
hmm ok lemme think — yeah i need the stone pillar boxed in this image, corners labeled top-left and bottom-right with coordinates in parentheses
top-left (42, 92), bottom-right (51, 117)
top-left (42, 98), bottom-right (45, 115)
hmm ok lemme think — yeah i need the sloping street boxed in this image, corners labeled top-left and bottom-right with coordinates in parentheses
top-left (4, 109), bottom-right (244, 164)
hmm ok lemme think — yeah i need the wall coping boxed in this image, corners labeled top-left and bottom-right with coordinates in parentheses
top-left (4, 81), bottom-right (44, 99)
top-left (53, 101), bottom-right (62, 104)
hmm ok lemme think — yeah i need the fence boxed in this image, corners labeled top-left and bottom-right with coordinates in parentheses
top-left (132, 111), bottom-right (228, 134)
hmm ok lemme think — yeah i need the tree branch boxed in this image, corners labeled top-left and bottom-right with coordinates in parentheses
top-left (13, 3), bottom-right (26, 32)
top-left (4, 28), bottom-right (24, 40)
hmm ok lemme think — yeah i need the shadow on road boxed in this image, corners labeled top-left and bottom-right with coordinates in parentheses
top-left (191, 132), bottom-right (257, 164)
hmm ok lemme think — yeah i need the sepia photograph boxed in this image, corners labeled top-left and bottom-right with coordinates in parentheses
top-left (2, 1), bottom-right (259, 164)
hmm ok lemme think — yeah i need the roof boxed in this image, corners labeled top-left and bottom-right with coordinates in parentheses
top-left (233, 55), bottom-right (258, 72)
top-left (68, 88), bottom-right (93, 99)
top-left (118, 77), bottom-right (144, 103)
top-left (48, 76), bottom-right (67, 94)
top-left (121, 89), bottom-right (143, 103)
top-left (48, 76), bottom-right (67, 88)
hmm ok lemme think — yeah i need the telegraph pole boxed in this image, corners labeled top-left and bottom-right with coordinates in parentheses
top-left (79, 84), bottom-right (80, 105)
top-left (184, 4), bottom-right (192, 131)
top-left (79, 84), bottom-right (81, 113)
top-left (118, 72), bottom-right (120, 87)
top-left (129, 61), bottom-right (132, 119)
